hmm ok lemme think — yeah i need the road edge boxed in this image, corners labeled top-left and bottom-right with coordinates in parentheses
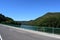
top-left (0, 24), bottom-right (60, 39)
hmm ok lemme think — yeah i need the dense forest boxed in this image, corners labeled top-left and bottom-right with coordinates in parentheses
top-left (0, 13), bottom-right (21, 26)
top-left (21, 12), bottom-right (60, 28)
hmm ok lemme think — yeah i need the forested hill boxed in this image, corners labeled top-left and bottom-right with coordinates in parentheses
top-left (28, 12), bottom-right (60, 28)
top-left (0, 14), bottom-right (21, 25)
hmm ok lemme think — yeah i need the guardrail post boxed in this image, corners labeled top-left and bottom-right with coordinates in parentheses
top-left (52, 27), bottom-right (54, 34)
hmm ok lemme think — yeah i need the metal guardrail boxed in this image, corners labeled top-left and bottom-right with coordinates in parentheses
top-left (1, 23), bottom-right (60, 35)
top-left (35, 27), bottom-right (60, 34)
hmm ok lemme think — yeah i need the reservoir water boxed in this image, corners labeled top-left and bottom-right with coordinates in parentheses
top-left (20, 25), bottom-right (38, 31)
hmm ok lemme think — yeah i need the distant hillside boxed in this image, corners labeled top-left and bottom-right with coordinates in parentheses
top-left (19, 20), bottom-right (34, 25)
top-left (0, 13), bottom-right (21, 25)
top-left (15, 21), bottom-right (28, 25)
top-left (28, 12), bottom-right (60, 28)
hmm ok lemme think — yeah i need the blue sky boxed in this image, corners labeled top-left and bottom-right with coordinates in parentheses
top-left (0, 0), bottom-right (60, 21)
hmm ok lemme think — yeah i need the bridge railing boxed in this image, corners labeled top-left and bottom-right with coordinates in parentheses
top-left (35, 27), bottom-right (60, 34)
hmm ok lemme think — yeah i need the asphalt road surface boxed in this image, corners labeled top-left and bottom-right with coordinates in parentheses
top-left (0, 24), bottom-right (60, 40)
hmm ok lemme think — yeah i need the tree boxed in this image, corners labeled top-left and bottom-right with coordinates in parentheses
top-left (0, 14), bottom-right (6, 22)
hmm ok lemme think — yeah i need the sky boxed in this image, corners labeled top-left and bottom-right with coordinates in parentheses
top-left (0, 0), bottom-right (60, 21)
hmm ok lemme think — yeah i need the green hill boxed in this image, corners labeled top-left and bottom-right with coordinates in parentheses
top-left (0, 13), bottom-right (21, 25)
top-left (28, 12), bottom-right (60, 28)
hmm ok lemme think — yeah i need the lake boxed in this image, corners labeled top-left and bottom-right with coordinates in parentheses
top-left (20, 25), bottom-right (38, 31)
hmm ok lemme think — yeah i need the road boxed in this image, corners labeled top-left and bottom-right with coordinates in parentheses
top-left (0, 24), bottom-right (60, 40)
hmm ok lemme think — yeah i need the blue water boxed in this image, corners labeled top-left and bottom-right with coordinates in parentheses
top-left (20, 25), bottom-right (38, 31)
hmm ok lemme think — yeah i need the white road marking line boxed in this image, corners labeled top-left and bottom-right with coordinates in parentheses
top-left (0, 35), bottom-right (2, 40)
